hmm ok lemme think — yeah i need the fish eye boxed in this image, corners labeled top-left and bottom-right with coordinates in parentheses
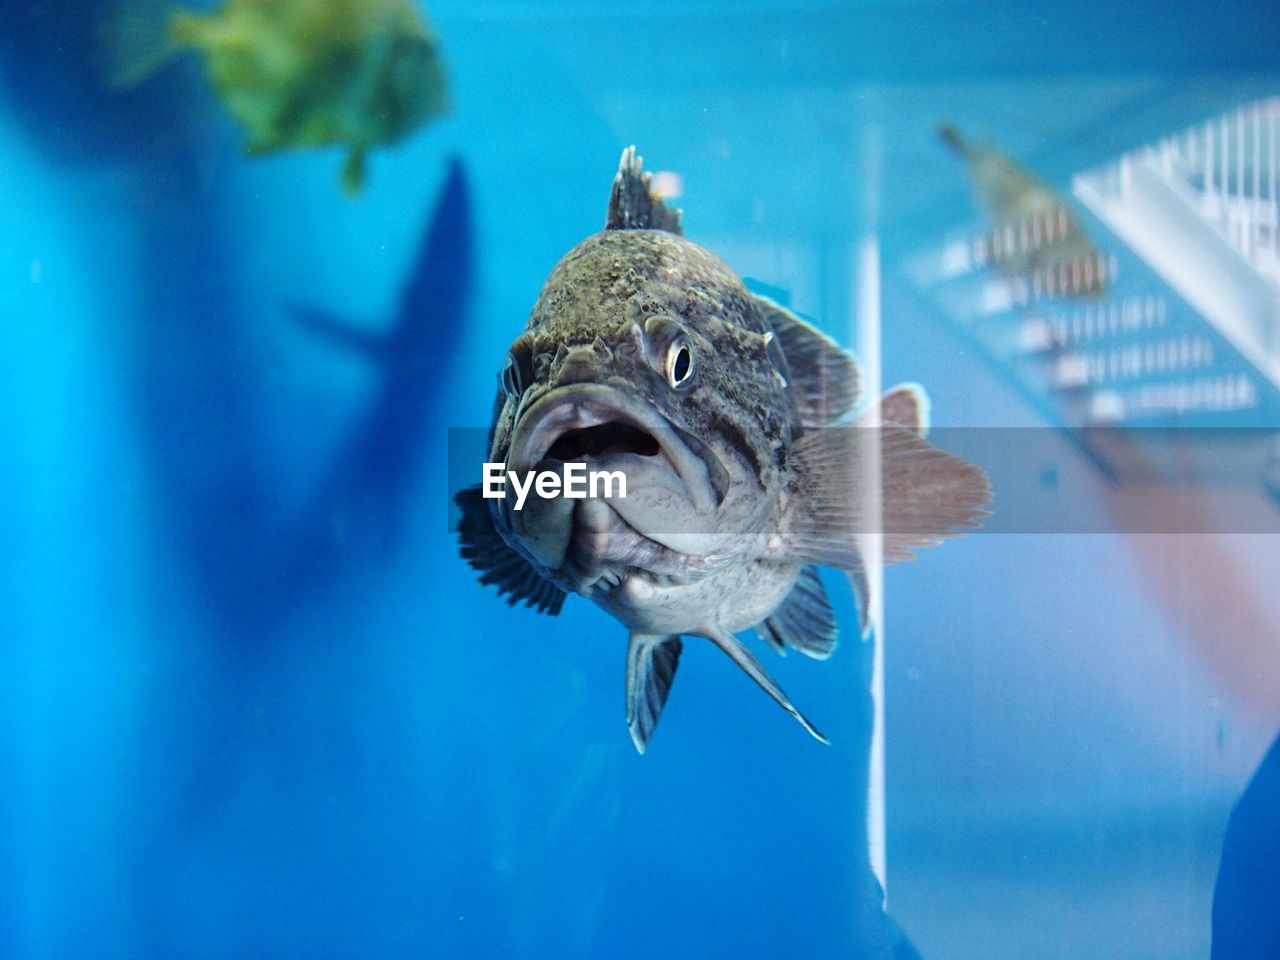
top-left (666, 338), bottom-right (695, 389)
top-left (501, 353), bottom-right (524, 400)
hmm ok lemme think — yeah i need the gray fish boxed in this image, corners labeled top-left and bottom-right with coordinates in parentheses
top-left (457, 147), bottom-right (991, 753)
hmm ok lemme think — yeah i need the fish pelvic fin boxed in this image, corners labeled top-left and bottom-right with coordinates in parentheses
top-left (455, 485), bottom-right (567, 615)
top-left (704, 626), bottom-right (829, 744)
top-left (626, 634), bottom-right (683, 754)
top-left (846, 558), bottom-right (874, 639)
top-left (783, 422), bottom-right (991, 569)
top-left (756, 565), bottom-right (838, 660)
top-left (605, 146), bottom-right (683, 234)
top-left (102, 1), bottom-right (194, 89)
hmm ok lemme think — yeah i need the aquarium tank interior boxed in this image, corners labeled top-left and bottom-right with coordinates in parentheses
top-left (4, 1), bottom-right (1280, 958)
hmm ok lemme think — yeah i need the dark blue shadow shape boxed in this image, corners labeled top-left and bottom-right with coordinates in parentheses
top-left (1213, 730), bottom-right (1280, 959)
top-left (0, 0), bottom-right (474, 860)
top-left (288, 156), bottom-right (473, 563)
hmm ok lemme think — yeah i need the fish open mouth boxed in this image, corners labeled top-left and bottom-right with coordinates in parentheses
top-left (503, 384), bottom-right (734, 586)
top-left (543, 421), bottom-right (661, 462)
top-left (508, 384), bottom-right (724, 516)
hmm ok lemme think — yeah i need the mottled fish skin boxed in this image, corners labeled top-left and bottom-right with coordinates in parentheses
top-left (458, 146), bottom-right (991, 753)
top-left (493, 228), bottom-right (790, 508)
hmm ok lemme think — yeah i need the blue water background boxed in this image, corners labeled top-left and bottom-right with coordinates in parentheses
top-left (3, 2), bottom-right (1280, 957)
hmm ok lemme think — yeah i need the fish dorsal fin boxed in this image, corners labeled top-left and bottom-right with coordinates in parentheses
top-left (782, 423), bottom-right (991, 568)
top-left (937, 122), bottom-right (968, 157)
top-left (756, 565), bottom-right (838, 660)
top-left (626, 634), bottom-right (683, 753)
top-left (752, 294), bottom-right (860, 426)
top-left (605, 146), bottom-right (683, 234)
top-left (455, 485), bottom-right (566, 615)
top-left (860, 383), bottom-right (930, 437)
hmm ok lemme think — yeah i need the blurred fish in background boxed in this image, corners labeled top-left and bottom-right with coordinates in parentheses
top-left (939, 122), bottom-right (1111, 301)
top-left (0, 0), bottom-right (198, 167)
top-left (105, 0), bottom-right (450, 191)
top-left (2, 0), bottom-right (467, 625)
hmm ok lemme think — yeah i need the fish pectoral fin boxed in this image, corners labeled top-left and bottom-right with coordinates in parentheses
top-left (782, 422), bottom-right (991, 569)
top-left (626, 634), bottom-right (683, 754)
top-left (751, 294), bottom-right (860, 427)
top-left (757, 565), bottom-right (838, 660)
top-left (455, 485), bottom-right (567, 615)
top-left (704, 627), bottom-right (828, 744)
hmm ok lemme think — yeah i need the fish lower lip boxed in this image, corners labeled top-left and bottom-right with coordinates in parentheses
top-left (566, 497), bottom-right (706, 583)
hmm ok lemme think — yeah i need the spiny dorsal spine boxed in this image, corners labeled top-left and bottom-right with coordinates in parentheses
top-left (605, 146), bottom-right (683, 235)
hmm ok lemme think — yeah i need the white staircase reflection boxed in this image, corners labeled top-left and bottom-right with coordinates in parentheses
top-left (906, 101), bottom-right (1280, 494)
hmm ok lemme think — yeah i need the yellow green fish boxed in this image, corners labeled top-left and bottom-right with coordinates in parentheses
top-left (109, 0), bottom-right (449, 191)
top-left (939, 122), bottom-right (1110, 299)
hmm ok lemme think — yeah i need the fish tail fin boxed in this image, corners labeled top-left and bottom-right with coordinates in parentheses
top-left (102, 1), bottom-right (191, 89)
top-left (783, 423), bottom-right (991, 569)
top-left (342, 150), bottom-right (368, 194)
